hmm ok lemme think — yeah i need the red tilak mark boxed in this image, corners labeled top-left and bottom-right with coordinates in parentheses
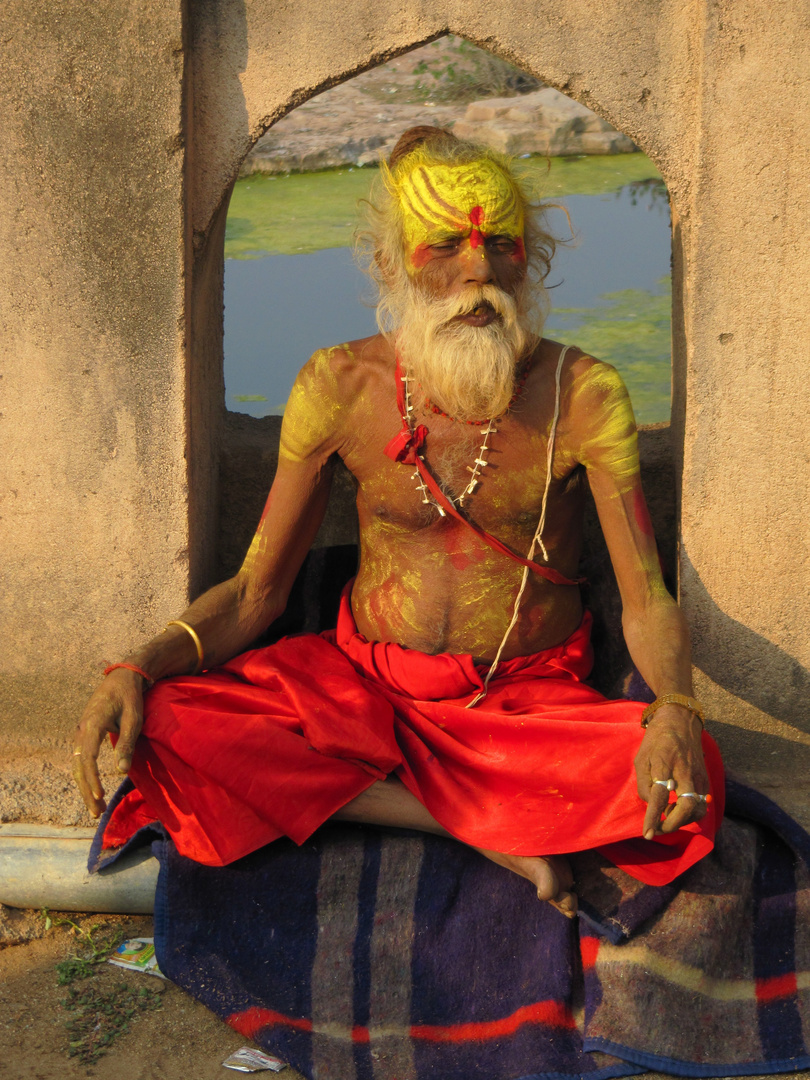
top-left (633, 486), bottom-right (655, 538)
top-left (511, 236), bottom-right (526, 263)
top-left (410, 242), bottom-right (432, 268)
top-left (756, 973), bottom-right (798, 1002)
top-left (469, 206), bottom-right (484, 249)
top-left (410, 999), bottom-right (575, 1042)
top-left (580, 936), bottom-right (601, 970)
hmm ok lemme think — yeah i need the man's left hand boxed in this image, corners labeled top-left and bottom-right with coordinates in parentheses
top-left (634, 704), bottom-right (710, 841)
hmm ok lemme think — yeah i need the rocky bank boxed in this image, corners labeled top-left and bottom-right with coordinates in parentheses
top-left (242, 39), bottom-right (635, 176)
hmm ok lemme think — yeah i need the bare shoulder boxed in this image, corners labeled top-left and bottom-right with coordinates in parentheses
top-left (279, 334), bottom-right (390, 464)
top-left (560, 348), bottom-right (628, 410)
top-left (551, 343), bottom-right (639, 477)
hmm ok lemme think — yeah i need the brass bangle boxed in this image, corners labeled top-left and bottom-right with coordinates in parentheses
top-left (641, 693), bottom-right (705, 729)
top-left (165, 620), bottom-right (204, 676)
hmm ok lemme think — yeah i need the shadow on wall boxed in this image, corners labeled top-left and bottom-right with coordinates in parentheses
top-left (681, 548), bottom-right (810, 732)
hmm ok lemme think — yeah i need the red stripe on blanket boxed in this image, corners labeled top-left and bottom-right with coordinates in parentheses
top-left (756, 973), bottom-right (798, 1002)
top-left (227, 1006), bottom-right (313, 1037)
top-left (580, 936), bottom-right (601, 970)
top-left (410, 1000), bottom-right (575, 1042)
top-left (227, 1000), bottom-right (574, 1042)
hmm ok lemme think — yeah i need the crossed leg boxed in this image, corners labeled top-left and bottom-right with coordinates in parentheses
top-left (333, 775), bottom-right (577, 918)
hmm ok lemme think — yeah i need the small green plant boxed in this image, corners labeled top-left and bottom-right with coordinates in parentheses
top-left (41, 910), bottom-right (125, 984)
top-left (42, 910), bottom-right (162, 1064)
top-left (64, 982), bottom-right (163, 1064)
top-left (412, 38), bottom-right (541, 103)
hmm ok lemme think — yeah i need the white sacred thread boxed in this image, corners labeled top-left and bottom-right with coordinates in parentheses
top-left (466, 344), bottom-right (571, 709)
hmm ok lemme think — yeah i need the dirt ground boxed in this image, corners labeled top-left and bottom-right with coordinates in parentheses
top-left (3, 911), bottom-right (808, 1080)
top-left (0, 913), bottom-right (306, 1080)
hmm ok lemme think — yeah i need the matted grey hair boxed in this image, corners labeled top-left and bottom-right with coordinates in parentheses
top-left (355, 126), bottom-right (560, 335)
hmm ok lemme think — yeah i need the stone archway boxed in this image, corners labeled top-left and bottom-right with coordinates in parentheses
top-left (187, 0), bottom-right (810, 816)
top-left (3, 0), bottom-right (808, 827)
top-left (186, 1), bottom-right (693, 574)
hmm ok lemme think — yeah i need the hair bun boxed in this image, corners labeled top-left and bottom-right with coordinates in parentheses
top-left (388, 126), bottom-right (457, 169)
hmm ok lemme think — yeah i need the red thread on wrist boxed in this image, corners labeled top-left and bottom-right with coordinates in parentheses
top-left (104, 662), bottom-right (154, 687)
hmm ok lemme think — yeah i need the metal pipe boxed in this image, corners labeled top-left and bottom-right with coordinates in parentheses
top-left (0, 824), bottom-right (157, 913)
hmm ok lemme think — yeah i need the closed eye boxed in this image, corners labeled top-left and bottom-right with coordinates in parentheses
top-left (486, 235), bottom-right (519, 254)
top-left (429, 237), bottom-right (463, 253)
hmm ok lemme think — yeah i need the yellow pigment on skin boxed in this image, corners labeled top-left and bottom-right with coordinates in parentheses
top-left (386, 155), bottom-right (524, 260)
top-left (569, 362), bottom-right (639, 494)
top-left (241, 529), bottom-right (269, 575)
top-left (279, 345), bottom-right (350, 464)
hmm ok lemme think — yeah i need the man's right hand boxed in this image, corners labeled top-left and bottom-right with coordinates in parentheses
top-left (72, 668), bottom-right (145, 818)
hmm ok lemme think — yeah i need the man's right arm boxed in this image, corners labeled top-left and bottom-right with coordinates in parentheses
top-left (73, 346), bottom-right (354, 816)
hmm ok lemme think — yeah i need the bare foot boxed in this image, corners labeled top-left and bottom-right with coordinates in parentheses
top-left (334, 779), bottom-right (577, 917)
top-left (475, 848), bottom-right (577, 918)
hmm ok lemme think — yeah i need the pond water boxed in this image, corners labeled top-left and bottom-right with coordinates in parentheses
top-left (224, 156), bottom-right (671, 424)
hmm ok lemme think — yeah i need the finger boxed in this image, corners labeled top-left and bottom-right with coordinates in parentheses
top-left (114, 694), bottom-right (144, 774)
top-left (72, 725), bottom-right (108, 818)
top-left (658, 793), bottom-right (709, 834)
top-left (642, 782), bottom-right (671, 840)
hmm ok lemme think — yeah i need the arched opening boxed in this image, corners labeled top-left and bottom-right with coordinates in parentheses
top-left (207, 35), bottom-right (676, 685)
top-left (222, 37), bottom-right (672, 428)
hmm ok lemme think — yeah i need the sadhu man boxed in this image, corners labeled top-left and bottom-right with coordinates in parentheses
top-left (73, 126), bottom-right (723, 917)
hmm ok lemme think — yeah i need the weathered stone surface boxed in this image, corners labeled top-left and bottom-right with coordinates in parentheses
top-left (3, 0), bottom-right (810, 843)
top-left (454, 87), bottom-right (636, 156)
top-left (241, 43), bottom-right (633, 176)
top-left (0, 2), bottom-right (194, 770)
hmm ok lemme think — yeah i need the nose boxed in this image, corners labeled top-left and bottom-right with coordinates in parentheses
top-left (461, 238), bottom-right (495, 284)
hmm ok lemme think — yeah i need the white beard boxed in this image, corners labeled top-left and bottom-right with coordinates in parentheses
top-left (390, 281), bottom-right (543, 422)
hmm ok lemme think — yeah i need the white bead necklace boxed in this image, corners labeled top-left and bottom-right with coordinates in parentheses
top-left (401, 372), bottom-right (497, 515)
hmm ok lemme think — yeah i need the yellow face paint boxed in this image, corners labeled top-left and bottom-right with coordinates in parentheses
top-left (391, 158), bottom-right (525, 267)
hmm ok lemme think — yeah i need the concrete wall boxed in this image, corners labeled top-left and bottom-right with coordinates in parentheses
top-left (2, 0), bottom-right (809, 826)
top-left (0, 2), bottom-right (193, 820)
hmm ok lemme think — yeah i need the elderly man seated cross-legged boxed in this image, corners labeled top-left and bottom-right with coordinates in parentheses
top-left (73, 126), bottom-right (724, 918)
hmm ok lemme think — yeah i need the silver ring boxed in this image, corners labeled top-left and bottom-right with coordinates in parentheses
top-left (652, 779), bottom-right (676, 791)
top-left (678, 791), bottom-right (707, 802)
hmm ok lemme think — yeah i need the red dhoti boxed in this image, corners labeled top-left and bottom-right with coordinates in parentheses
top-left (105, 590), bottom-right (724, 886)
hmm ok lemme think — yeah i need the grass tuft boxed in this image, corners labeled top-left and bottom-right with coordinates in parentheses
top-left (41, 910), bottom-right (163, 1064)
top-left (64, 983), bottom-right (163, 1064)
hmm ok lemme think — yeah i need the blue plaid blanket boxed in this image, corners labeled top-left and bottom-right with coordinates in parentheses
top-left (92, 779), bottom-right (810, 1080)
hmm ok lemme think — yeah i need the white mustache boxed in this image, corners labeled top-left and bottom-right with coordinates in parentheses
top-left (430, 284), bottom-right (519, 328)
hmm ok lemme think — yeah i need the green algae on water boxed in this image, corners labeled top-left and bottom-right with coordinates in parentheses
top-left (545, 277), bottom-right (671, 425)
top-left (225, 153), bottom-right (664, 259)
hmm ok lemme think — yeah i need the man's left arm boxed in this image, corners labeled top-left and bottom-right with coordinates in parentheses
top-left (567, 357), bottom-right (710, 841)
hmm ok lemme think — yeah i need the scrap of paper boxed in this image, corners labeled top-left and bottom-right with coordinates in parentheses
top-left (223, 1046), bottom-right (288, 1072)
top-left (107, 937), bottom-right (166, 979)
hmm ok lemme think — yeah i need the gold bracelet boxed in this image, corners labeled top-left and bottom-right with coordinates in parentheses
top-left (165, 620), bottom-right (204, 675)
top-left (640, 693), bottom-right (705, 729)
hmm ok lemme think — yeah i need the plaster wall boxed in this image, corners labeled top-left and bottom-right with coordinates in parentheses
top-left (1, 0), bottom-right (808, 826)
top-left (0, 2), bottom-right (191, 773)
